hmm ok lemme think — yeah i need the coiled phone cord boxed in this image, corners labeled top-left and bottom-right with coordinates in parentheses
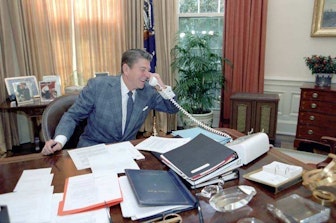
top-left (150, 77), bottom-right (233, 142)
top-left (167, 96), bottom-right (233, 142)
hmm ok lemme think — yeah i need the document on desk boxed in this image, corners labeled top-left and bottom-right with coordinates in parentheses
top-left (68, 144), bottom-right (108, 170)
top-left (51, 193), bottom-right (110, 223)
top-left (69, 142), bottom-right (143, 171)
top-left (106, 141), bottom-right (145, 160)
top-left (58, 172), bottom-right (122, 215)
top-left (14, 167), bottom-right (53, 192)
top-left (0, 188), bottom-right (53, 223)
top-left (88, 149), bottom-right (139, 175)
top-left (134, 136), bottom-right (191, 153)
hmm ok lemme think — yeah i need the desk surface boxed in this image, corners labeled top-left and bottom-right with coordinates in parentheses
top-left (0, 129), bottom-right (335, 223)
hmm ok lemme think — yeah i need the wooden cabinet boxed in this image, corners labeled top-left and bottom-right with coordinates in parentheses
top-left (230, 93), bottom-right (279, 142)
top-left (294, 83), bottom-right (336, 148)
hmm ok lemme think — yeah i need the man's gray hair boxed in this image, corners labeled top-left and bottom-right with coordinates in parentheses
top-left (121, 49), bottom-right (152, 73)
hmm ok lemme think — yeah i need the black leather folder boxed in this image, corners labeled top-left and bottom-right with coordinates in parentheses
top-left (160, 134), bottom-right (238, 181)
top-left (125, 169), bottom-right (196, 207)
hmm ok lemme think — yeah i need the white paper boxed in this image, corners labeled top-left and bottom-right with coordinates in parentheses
top-left (14, 168), bottom-right (53, 192)
top-left (134, 136), bottom-right (191, 153)
top-left (0, 188), bottom-right (53, 223)
top-left (106, 141), bottom-right (145, 160)
top-left (68, 144), bottom-right (108, 170)
top-left (61, 173), bottom-right (122, 212)
top-left (51, 193), bottom-right (110, 223)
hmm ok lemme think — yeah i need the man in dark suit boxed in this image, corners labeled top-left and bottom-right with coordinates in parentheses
top-left (42, 49), bottom-right (179, 155)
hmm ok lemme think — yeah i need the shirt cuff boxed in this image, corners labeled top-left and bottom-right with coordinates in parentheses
top-left (54, 135), bottom-right (67, 148)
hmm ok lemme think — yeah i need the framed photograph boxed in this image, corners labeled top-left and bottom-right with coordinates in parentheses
top-left (5, 76), bottom-right (39, 102)
top-left (311, 0), bottom-right (336, 37)
top-left (94, 72), bottom-right (109, 77)
top-left (42, 75), bottom-right (62, 97)
top-left (39, 81), bottom-right (57, 102)
top-left (11, 81), bottom-right (34, 105)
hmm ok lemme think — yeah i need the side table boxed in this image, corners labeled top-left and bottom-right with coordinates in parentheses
top-left (0, 98), bottom-right (50, 151)
top-left (230, 92), bottom-right (279, 143)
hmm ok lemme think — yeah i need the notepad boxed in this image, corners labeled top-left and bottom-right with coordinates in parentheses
top-left (244, 161), bottom-right (303, 193)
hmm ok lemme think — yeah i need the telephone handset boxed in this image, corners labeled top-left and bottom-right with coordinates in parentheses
top-left (149, 76), bottom-right (233, 142)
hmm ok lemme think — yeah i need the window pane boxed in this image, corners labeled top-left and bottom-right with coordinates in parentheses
top-left (179, 0), bottom-right (198, 13)
top-left (200, 0), bottom-right (220, 13)
top-left (179, 17), bottom-right (223, 45)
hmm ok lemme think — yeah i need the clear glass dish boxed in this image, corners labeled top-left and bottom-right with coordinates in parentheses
top-left (209, 185), bottom-right (256, 212)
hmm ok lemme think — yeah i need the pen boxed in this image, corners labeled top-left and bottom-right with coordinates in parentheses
top-left (197, 200), bottom-right (204, 223)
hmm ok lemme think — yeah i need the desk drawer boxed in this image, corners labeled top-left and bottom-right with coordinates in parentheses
top-left (301, 89), bottom-right (336, 101)
top-left (298, 112), bottom-right (336, 127)
top-left (300, 100), bottom-right (336, 113)
top-left (296, 125), bottom-right (336, 141)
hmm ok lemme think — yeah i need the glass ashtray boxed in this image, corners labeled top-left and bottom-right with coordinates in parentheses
top-left (237, 217), bottom-right (264, 223)
top-left (209, 185), bottom-right (256, 212)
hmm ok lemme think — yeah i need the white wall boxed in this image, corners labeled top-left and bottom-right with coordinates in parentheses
top-left (265, 0), bottom-right (336, 136)
top-left (265, 0), bottom-right (336, 81)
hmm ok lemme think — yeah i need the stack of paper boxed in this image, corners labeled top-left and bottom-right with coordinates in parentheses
top-left (160, 134), bottom-right (241, 188)
top-left (119, 169), bottom-right (196, 221)
top-left (0, 168), bottom-right (54, 223)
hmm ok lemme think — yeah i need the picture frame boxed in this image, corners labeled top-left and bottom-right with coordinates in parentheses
top-left (42, 75), bottom-right (62, 97)
top-left (311, 0), bottom-right (336, 37)
top-left (5, 76), bottom-right (39, 104)
top-left (94, 72), bottom-right (109, 77)
top-left (39, 81), bottom-right (57, 102)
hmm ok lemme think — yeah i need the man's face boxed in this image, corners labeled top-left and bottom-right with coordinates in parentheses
top-left (123, 58), bottom-right (151, 90)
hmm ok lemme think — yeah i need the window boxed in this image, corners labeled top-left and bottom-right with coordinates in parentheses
top-left (178, 0), bottom-right (224, 109)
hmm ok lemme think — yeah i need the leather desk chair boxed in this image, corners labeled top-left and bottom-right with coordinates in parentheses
top-left (41, 94), bottom-right (87, 149)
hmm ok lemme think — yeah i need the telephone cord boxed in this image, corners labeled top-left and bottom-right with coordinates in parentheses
top-left (165, 92), bottom-right (233, 142)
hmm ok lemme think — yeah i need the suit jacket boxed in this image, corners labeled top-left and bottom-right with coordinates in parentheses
top-left (55, 75), bottom-right (179, 147)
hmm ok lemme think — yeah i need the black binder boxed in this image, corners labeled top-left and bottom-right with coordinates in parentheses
top-left (125, 169), bottom-right (196, 206)
top-left (160, 134), bottom-right (238, 181)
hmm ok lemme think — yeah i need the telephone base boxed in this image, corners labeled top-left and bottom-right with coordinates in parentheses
top-left (226, 132), bottom-right (270, 165)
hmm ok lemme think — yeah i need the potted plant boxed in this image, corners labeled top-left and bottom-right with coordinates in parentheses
top-left (304, 55), bottom-right (336, 87)
top-left (171, 31), bottom-right (232, 128)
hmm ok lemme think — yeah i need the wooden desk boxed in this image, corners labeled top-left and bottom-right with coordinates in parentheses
top-left (0, 130), bottom-right (334, 223)
top-left (0, 99), bottom-right (50, 150)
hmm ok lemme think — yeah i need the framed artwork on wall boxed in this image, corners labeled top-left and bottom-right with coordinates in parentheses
top-left (311, 0), bottom-right (336, 37)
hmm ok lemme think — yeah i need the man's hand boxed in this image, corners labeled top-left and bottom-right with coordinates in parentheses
top-left (41, 140), bottom-right (62, 155)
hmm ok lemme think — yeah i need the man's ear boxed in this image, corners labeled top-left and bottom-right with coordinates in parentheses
top-left (122, 63), bottom-right (130, 75)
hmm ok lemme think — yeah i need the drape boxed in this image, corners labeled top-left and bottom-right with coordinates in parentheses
top-left (152, 0), bottom-right (178, 135)
top-left (141, 0), bottom-right (178, 136)
top-left (0, 0), bottom-right (177, 150)
top-left (0, 0), bottom-right (139, 151)
top-left (219, 0), bottom-right (268, 127)
top-left (0, 1), bottom-right (30, 151)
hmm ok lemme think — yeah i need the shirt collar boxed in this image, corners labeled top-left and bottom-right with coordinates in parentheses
top-left (121, 76), bottom-right (135, 96)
